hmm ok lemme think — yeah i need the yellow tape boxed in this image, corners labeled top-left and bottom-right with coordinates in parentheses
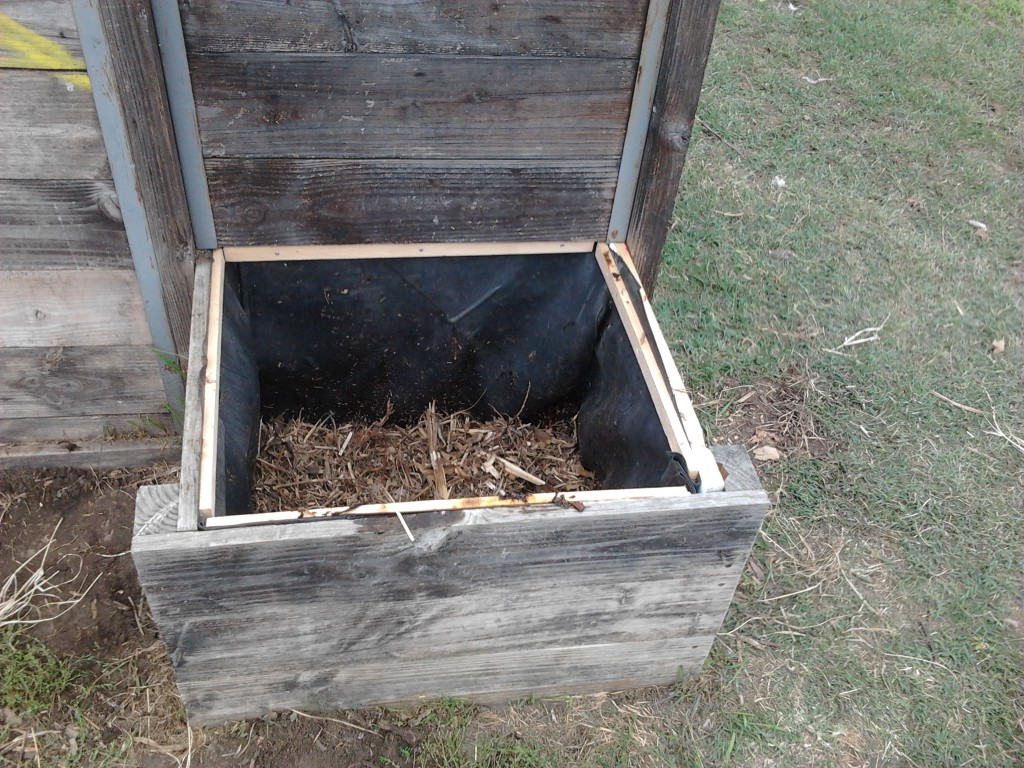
top-left (0, 14), bottom-right (90, 91)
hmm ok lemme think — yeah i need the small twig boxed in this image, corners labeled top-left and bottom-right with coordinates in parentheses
top-left (289, 709), bottom-right (382, 738)
top-left (931, 391), bottom-right (985, 415)
top-left (695, 117), bottom-right (747, 157)
top-left (395, 511), bottom-right (415, 542)
top-left (825, 316), bottom-right (889, 355)
top-left (758, 581), bottom-right (821, 603)
top-left (883, 652), bottom-right (953, 674)
top-left (840, 570), bottom-right (883, 618)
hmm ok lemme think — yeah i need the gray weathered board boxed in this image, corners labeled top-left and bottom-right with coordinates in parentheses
top-left (133, 445), bottom-right (767, 725)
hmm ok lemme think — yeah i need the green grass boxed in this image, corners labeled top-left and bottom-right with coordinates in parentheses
top-left (0, 629), bottom-right (79, 717)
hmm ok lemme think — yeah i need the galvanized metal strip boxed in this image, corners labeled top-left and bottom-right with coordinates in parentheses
top-left (151, 1), bottom-right (217, 248)
top-left (607, 0), bottom-right (672, 241)
top-left (72, 0), bottom-right (185, 411)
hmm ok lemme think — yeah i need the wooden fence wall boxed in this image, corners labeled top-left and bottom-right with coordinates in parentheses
top-left (0, 0), bottom-right (171, 447)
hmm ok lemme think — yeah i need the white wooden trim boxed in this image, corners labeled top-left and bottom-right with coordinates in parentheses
top-left (197, 249), bottom-right (225, 521)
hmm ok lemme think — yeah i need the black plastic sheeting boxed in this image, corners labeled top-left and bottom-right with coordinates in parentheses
top-left (215, 252), bottom-right (689, 515)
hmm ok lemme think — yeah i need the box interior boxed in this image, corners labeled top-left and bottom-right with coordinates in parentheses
top-left (211, 247), bottom-right (698, 516)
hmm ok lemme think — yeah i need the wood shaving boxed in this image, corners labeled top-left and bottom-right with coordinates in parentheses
top-left (251, 404), bottom-right (596, 514)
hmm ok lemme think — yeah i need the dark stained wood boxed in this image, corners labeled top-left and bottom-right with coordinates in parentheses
top-left (0, 437), bottom-right (179, 470)
top-left (0, 70), bottom-right (108, 179)
top-left (0, 0), bottom-right (83, 59)
top-left (206, 159), bottom-right (617, 245)
top-left (0, 413), bottom-right (173, 442)
top-left (626, 0), bottom-right (722, 292)
top-left (192, 54), bottom-right (636, 161)
top-left (181, 0), bottom-right (648, 58)
top-left (0, 179), bottom-right (131, 269)
top-left (0, 345), bottom-right (167, 419)
top-left (133, 482), bottom-right (768, 724)
top-left (73, 0), bottom-right (195, 357)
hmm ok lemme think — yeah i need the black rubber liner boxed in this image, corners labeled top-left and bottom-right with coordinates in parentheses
top-left (216, 252), bottom-right (688, 515)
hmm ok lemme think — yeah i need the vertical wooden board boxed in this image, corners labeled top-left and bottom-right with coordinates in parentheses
top-left (0, 270), bottom-right (151, 348)
top-left (205, 158), bottom-right (617, 245)
top-left (0, 0), bottom-right (83, 60)
top-left (626, 0), bottom-right (722, 291)
top-left (73, 0), bottom-right (195, 361)
top-left (133, 490), bottom-right (768, 723)
top-left (180, 0), bottom-right (649, 58)
top-left (0, 179), bottom-right (130, 269)
top-left (0, 71), bottom-right (107, 180)
top-left (191, 54), bottom-right (636, 161)
top-left (0, 345), bottom-right (167, 419)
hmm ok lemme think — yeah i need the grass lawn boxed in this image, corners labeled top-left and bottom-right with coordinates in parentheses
top-left (2, 0), bottom-right (1021, 765)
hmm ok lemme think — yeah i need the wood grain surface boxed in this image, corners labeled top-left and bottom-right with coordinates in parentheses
top-left (0, 179), bottom-right (130, 270)
top-left (180, 0), bottom-right (648, 58)
top-left (0, 71), bottom-right (106, 179)
top-left (133, 481), bottom-right (767, 723)
top-left (0, 270), bottom-right (150, 348)
top-left (0, 345), bottom-right (166, 419)
top-left (192, 54), bottom-right (635, 161)
top-left (0, 437), bottom-right (178, 470)
top-left (206, 158), bottom-right (617, 245)
top-left (0, 413), bottom-right (172, 442)
top-left (0, 0), bottom-right (83, 59)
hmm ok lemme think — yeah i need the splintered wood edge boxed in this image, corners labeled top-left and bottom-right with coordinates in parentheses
top-left (222, 241), bottom-right (598, 263)
top-left (177, 256), bottom-right (213, 531)
top-left (611, 243), bottom-right (726, 492)
top-left (594, 244), bottom-right (697, 477)
top-left (197, 249), bottom-right (225, 522)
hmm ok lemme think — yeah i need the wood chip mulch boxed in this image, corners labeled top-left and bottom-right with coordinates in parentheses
top-left (251, 403), bottom-right (596, 514)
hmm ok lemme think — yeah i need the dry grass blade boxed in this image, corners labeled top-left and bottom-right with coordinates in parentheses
top-left (0, 523), bottom-right (99, 631)
top-left (251, 405), bottom-right (595, 514)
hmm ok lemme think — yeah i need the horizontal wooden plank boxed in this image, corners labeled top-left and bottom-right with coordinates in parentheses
top-left (0, 270), bottom-right (151, 348)
top-left (0, 345), bottom-right (167, 419)
top-left (0, 437), bottom-right (179, 470)
top-left (0, 70), bottom-right (105, 179)
top-left (0, 179), bottom-right (131, 269)
top-left (206, 158), bottom-right (617, 245)
top-left (0, 0), bottom-right (83, 60)
top-left (133, 488), bottom-right (767, 723)
top-left (222, 240), bottom-right (597, 262)
top-left (0, 412), bottom-right (173, 442)
top-left (192, 54), bottom-right (636, 161)
top-left (181, 0), bottom-right (648, 58)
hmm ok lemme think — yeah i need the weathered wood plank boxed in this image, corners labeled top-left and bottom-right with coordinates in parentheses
top-left (192, 54), bottom-right (636, 161)
top-left (0, 0), bottom-right (83, 60)
top-left (176, 255), bottom-right (212, 533)
top-left (0, 345), bottom-right (167, 419)
top-left (626, 0), bottom-right (722, 291)
top-left (0, 270), bottom-right (150, 348)
top-left (206, 159), bottom-right (617, 245)
top-left (0, 70), bottom-right (106, 179)
top-left (73, 0), bottom-right (195, 364)
top-left (0, 437), bottom-right (178, 470)
top-left (132, 485), bottom-right (767, 724)
top-left (180, 0), bottom-right (648, 58)
top-left (0, 179), bottom-right (130, 269)
top-left (0, 413), bottom-right (172, 442)
top-left (712, 444), bottom-right (761, 493)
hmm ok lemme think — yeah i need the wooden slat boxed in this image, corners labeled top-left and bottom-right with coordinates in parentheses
top-left (206, 158), bottom-right (617, 245)
top-left (0, 270), bottom-right (150, 348)
top-left (192, 54), bottom-right (636, 161)
top-left (0, 0), bottom-right (83, 60)
top-left (0, 70), bottom-right (106, 179)
top-left (197, 251), bottom-right (224, 522)
top-left (0, 413), bottom-right (172, 442)
top-left (222, 240), bottom-right (596, 263)
top-left (73, 0), bottom-right (195, 361)
top-left (177, 255), bottom-right (213, 533)
top-left (132, 482), bottom-right (768, 724)
top-left (180, 0), bottom-right (648, 59)
top-left (0, 345), bottom-right (166, 419)
top-left (626, 0), bottom-right (722, 291)
top-left (0, 437), bottom-right (178, 470)
top-left (0, 179), bottom-right (130, 270)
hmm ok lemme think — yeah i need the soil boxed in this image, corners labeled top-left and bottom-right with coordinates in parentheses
top-left (0, 468), bottom-right (425, 767)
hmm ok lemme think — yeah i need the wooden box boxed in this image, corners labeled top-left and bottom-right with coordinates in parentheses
top-left (128, 0), bottom-right (769, 725)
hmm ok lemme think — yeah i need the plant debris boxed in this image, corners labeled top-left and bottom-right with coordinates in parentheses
top-left (251, 404), bottom-right (596, 514)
